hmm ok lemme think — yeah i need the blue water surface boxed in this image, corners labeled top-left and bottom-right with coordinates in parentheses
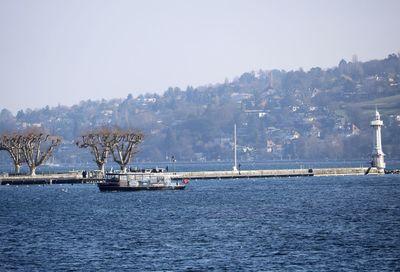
top-left (0, 175), bottom-right (399, 271)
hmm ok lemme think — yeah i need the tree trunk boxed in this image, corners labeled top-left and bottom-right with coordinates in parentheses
top-left (97, 162), bottom-right (105, 175)
top-left (14, 164), bottom-right (21, 174)
top-left (120, 164), bottom-right (127, 173)
top-left (30, 166), bottom-right (36, 176)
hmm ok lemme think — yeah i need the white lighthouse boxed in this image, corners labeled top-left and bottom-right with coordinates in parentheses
top-left (370, 109), bottom-right (385, 172)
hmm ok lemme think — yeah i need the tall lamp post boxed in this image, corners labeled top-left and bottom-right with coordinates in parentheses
top-left (233, 124), bottom-right (238, 172)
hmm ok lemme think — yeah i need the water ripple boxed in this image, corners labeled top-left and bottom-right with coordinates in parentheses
top-left (0, 176), bottom-right (399, 271)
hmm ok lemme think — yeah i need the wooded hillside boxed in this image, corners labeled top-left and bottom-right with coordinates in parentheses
top-left (1, 54), bottom-right (399, 163)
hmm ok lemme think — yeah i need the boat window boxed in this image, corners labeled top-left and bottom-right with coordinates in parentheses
top-left (157, 176), bottom-right (164, 183)
top-left (120, 175), bottom-right (127, 181)
top-left (106, 175), bottom-right (119, 183)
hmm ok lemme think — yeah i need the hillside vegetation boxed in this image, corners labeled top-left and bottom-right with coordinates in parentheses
top-left (1, 54), bottom-right (399, 164)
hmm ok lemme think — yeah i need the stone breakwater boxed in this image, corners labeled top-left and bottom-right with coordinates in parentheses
top-left (0, 167), bottom-right (383, 185)
top-left (0, 172), bottom-right (101, 185)
top-left (170, 167), bottom-right (381, 180)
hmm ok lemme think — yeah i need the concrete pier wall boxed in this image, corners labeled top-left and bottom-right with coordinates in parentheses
top-left (171, 167), bottom-right (381, 180)
top-left (0, 167), bottom-right (383, 185)
top-left (0, 172), bottom-right (101, 185)
top-left (172, 169), bottom-right (311, 180)
top-left (312, 167), bottom-right (379, 176)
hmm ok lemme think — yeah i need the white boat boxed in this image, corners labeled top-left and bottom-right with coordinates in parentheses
top-left (97, 172), bottom-right (188, 192)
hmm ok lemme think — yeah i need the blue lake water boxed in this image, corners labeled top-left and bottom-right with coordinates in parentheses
top-left (1, 174), bottom-right (399, 271)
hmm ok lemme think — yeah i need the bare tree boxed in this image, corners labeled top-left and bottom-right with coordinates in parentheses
top-left (21, 129), bottom-right (62, 176)
top-left (76, 127), bottom-right (119, 174)
top-left (0, 133), bottom-right (25, 174)
top-left (112, 130), bottom-right (144, 172)
top-left (76, 127), bottom-right (144, 174)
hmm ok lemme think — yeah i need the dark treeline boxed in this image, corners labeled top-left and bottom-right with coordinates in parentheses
top-left (1, 54), bottom-right (400, 163)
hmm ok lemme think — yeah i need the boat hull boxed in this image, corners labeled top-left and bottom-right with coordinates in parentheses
top-left (98, 183), bottom-right (186, 192)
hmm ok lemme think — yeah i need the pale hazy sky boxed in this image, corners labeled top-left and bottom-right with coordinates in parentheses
top-left (0, 0), bottom-right (399, 113)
